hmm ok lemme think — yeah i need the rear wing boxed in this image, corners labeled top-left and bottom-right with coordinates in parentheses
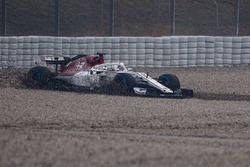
top-left (43, 53), bottom-right (105, 73)
top-left (44, 54), bottom-right (87, 65)
top-left (44, 55), bottom-right (84, 73)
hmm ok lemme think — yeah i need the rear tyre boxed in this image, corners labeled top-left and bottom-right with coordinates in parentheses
top-left (158, 74), bottom-right (180, 91)
top-left (26, 66), bottom-right (54, 87)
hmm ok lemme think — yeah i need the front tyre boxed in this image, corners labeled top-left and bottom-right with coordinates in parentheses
top-left (158, 74), bottom-right (180, 91)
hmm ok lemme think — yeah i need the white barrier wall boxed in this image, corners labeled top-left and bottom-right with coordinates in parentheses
top-left (0, 36), bottom-right (250, 68)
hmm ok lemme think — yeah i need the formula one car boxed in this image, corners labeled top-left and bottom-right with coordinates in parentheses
top-left (26, 53), bottom-right (193, 98)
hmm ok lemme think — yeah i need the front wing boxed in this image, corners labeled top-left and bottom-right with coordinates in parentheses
top-left (132, 87), bottom-right (193, 98)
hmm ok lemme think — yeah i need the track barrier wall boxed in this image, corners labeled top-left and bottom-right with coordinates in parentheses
top-left (0, 36), bottom-right (250, 68)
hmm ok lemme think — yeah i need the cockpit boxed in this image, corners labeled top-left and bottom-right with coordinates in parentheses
top-left (90, 63), bottom-right (128, 75)
top-left (91, 63), bottom-right (127, 72)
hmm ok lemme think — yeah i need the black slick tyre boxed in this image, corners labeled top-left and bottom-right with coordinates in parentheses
top-left (26, 66), bottom-right (54, 87)
top-left (158, 74), bottom-right (180, 91)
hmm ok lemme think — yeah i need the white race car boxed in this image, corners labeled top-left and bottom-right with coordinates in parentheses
top-left (26, 53), bottom-right (193, 97)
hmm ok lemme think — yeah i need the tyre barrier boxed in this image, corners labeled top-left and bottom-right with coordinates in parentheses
top-left (0, 36), bottom-right (250, 68)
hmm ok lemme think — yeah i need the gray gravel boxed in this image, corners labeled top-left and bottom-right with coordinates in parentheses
top-left (0, 66), bottom-right (250, 167)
